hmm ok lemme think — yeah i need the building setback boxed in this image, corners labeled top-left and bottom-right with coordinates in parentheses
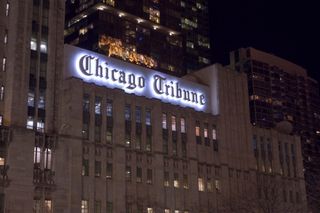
top-left (229, 47), bottom-right (320, 212)
top-left (64, 0), bottom-right (211, 76)
top-left (0, 1), bottom-right (307, 213)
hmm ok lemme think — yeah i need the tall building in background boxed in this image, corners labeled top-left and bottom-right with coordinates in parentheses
top-left (229, 47), bottom-right (320, 212)
top-left (64, 0), bottom-right (211, 76)
top-left (0, 0), bottom-right (65, 212)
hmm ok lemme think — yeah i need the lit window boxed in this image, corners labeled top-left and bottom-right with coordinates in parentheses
top-left (5, 3), bottom-right (9, 16)
top-left (28, 91), bottom-right (35, 107)
top-left (81, 200), bottom-right (89, 213)
top-left (0, 115), bottom-right (2, 125)
top-left (212, 126), bottom-right (217, 140)
top-left (162, 113), bottom-right (167, 129)
top-left (204, 123), bottom-right (208, 138)
top-left (165, 209), bottom-right (171, 213)
top-left (0, 157), bottom-right (5, 166)
top-left (30, 38), bottom-right (37, 50)
top-left (106, 99), bottom-right (113, 117)
top-left (79, 27), bottom-right (88, 35)
top-left (38, 90), bottom-right (45, 109)
top-left (0, 86), bottom-right (4, 101)
top-left (33, 147), bottom-right (41, 164)
top-left (186, 41), bottom-right (194, 49)
top-left (147, 207), bottom-right (154, 213)
top-left (44, 200), bottom-right (52, 213)
top-left (198, 178), bottom-right (205, 191)
top-left (106, 127), bottom-right (113, 143)
top-left (2, 57), bottom-right (6, 71)
top-left (215, 179), bottom-right (221, 192)
top-left (180, 118), bottom-right (186, 133)
top-left (95, 97), bottom-right (102, 114)
top-left (149, 8), bottom-right (160, 23)
top-left (146, 108), bottom-right (151, 125)
top-left (195, 124), bottom-right (200, 136)
top-left (37, 120), bottom-right (45, 132)
top-left (175, 211), bottom-right (180, 213)
top-left (40, 41), bottom-right (47, 53)
top-left (27, 116), bottom-right (34, 129)
top-left (44, 148), bottom-right (52, 169)
top-left (171, 115), bottom-right (176, 131)
top-left (4, 29), bottom-right (8, 44)
top-left (174, 173), bottom-right (179, 188)
top-left (104, 0), bottom-right (115, 6)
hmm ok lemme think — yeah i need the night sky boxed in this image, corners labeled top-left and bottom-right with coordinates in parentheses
top-left (209, 1), bottom-right (320, 84)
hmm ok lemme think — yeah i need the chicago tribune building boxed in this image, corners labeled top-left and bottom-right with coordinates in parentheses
top-left (0, 0), bottom-right (308, 213)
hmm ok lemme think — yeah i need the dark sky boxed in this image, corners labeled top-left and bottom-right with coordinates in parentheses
top-left (209, 1), bottom-right (320, 83)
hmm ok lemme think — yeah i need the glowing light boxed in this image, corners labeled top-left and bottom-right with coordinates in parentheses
top-left (118, 12), bottom-right (125, 17)
top-left (137, 18), bottom-right (144, 23)
top-left (169, 31), bottom-right (175, 36)
top-left (99, 35), bottom-right (157, 69)
top-left (153, 25), bottom-right (159, 30)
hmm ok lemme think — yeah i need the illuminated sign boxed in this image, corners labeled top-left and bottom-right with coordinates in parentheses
top-left (65, 45), bottom-right (210, 112)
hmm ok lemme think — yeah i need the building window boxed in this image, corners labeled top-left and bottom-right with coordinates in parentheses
top-left (106, 127), bottom-right (113, 144)
top-left (147, 207), bottom-right (154, 213)
top-left (204, 123), bottom-right (208, 138)
top-left (136, 167), bottom-right (142, 183)
top-left (171, 115), bottom-right (176, 131)
top-left (164, 171), bottom-right (170, 187)
top-left (44, 200), bottom-right (52, 213)
top-left (207, 179), bottom-right (214, 192)
top-left (135, 106), bottom-right (141, 123)
top-left (4, 29), bottom-right (8, 44)
top-left (149, 8), bottom-right (160, 23)
top-left (34, 146), bottom-right (41, 166)
top-left (212, 125), bottom-right (217, 140)
top-left (106, 99), bottom-right (113, 116)
top-left (125, 104), bottom-right (131, 120)
top-left (82, 159), bottom-right (89, 176)
top-left (146, 108), bottom-right (151, 125)
top-left (215, 179), bottom-right (221, 192)
top-left (147, 168), bottom-right (153, 184)
top-left (165, 209), bottom-right (171, 213)
top-left (28, 90), bottom-right (35, 107)
top-left (5, 3), bottom-right (9, 16)
top-left (95, 96), bottom-right (102, 114)
top-left (195, 122), bottom-right (200, 136)
top-left (146, 135), bottom-right (152, 151)
top-left (136, 134), bottom-right (142, 150)
top-left (0, 86), bottom-right (4, 101)
top-left (106, 163), bottom-right (112, 179)
top-left (180, 118), bottom-right (186, 133)
top-left (125, 132), bottom-right (131, 147)
top-left (173, 173), bottom-right (179, 188)
top-left (83, 94), bottom-right (90, 112)
top-left (183, 174), bottom-right (189, 189)
top-left (34, 199), bottom-right (41, 213)
top-left (27, 116), bottom-right (34, 129)
top-left (162, 113), bottom-right (167, 129)
top-left (94, 200), bottom-right (101, 213)
top-left (40, 41), bottom-right (47, 53)
top-left (81, 200), bottom-right (89, 213)
top-left (38, 90), bottom-right (45, 109)
top-left (0, 115), bottom-right (2, 126)
top-left (2, 57), bottom-right (6, 72)
top-left (126, 166), bottom-right (131, 181)
top-left (95, 161), bottom-right (101, 177)
top-left (30, 37), bottom-right (37, 50)
top-left (198, 178), bottom-right (205, 191)
top-left (106, 201), bottom-right (113, 213)
top-left (44, 148), bottom-right (52, 169)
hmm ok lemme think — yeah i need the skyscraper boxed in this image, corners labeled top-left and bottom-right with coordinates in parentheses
top-left (64, 0), bottom-right (211, 76)
top-left (229, 47), bottom-right (320, 212)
